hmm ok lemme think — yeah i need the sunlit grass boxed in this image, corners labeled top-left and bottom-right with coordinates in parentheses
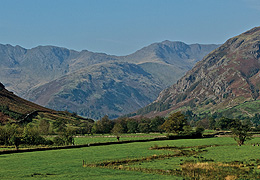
top-left (74, 133), bottom-right (166, 145)
top-left (0, 137), bottom-right (259, 179)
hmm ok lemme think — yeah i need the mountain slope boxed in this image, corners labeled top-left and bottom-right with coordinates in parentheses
top-left (0, 82), bottom-right (93, 125)
top-left (0, 82), bottom-right (53, 124)
top-left (0, 82), bottom-right (52, 114)
top-left (135, 27), bottom-right (260, 118)
top-left (25, 62), bottom-right (163, 119)
top-left (0, 45), bottom-right (118, 96)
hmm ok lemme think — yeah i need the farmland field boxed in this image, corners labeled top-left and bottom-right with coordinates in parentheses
top-left (0, 133), bottom-right (166, 151)
top-left (1, 137), bottom-right (260, 179)
top-left (74, 133), bottom-right (166, 145)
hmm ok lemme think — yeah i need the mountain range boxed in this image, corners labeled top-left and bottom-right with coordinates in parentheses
top-left (0, 41), bottom-right (218, 119)
top-left (136, 27), bottom-right (260, 119)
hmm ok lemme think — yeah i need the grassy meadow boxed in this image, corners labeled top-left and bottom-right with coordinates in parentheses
top-left (1, 136), bottom-right (260, 179)
top-left (74, 133), bottom-right (166, 145)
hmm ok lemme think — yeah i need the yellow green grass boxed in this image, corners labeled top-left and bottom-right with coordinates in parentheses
top-left (1, 137), bottom-right (260, 179)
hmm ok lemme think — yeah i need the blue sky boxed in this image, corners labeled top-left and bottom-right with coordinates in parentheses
top-left (0, 0), bottom-right (260, 55)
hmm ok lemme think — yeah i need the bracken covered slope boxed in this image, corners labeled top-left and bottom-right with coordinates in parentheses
top-left (136, 27), bottom-right (260, 118)
top-left (0, 83), bottom-right (51, 113)
top-left (0, 82), bottom-right (93, 124)
top-left (0, 82), bottom-right (52, 123)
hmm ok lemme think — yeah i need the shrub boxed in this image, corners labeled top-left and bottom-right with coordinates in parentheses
top-left (53, 136), bottom-right (65, 146)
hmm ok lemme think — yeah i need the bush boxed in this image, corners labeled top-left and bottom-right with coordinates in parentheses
top-left (53, 136), bottom-right (65, 146)
top-left (23, 124), bottom-right (47, 145)
top-left (53, 128), bottom-right (75, 146)
top-left (194, 126), bottom-right (205, 137)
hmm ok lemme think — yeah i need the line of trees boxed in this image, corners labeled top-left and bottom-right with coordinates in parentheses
top-left (90, 115), bottom-right (166, 135)
top-left (0, 110), bottom-right (257, 148)
top-left (88, 112), bottom-right (205, 138)
top-left (0, 123), bottom-right (75, 149)
top-left (81, 112), bottom-right (256, 136)
top-left (91, 112), bottom-right (255, 145)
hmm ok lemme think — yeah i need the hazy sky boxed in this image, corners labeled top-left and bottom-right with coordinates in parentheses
top-left (0, 0), bottom-right (260, 55)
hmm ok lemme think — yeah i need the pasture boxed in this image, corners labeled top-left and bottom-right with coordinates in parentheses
top-left (74, 133), bottom-right (166, 145)
top-left (1, 136), bottom-right (260, 179)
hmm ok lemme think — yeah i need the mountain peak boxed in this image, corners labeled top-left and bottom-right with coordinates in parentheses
top-left (161, 40), bottom-right (185, 45)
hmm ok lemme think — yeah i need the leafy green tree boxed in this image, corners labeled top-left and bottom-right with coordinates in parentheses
top-left (91, 123), bottom-right (98, 134)
top-left (94, 115), bottom-right (114, 134)
top-left (53, 136), bottom-right (65, 146)
top-left (0, 124), bottom-right (22, 145)
top-left (183, 125), bottom-right (193, 135)
top-left (136, 116), bottom-right (151, 133)
top-left (62, 127), bottom-right (75, 145)
top-left (113, 117), bottom-right (128, 133)
top-left (161, 111), bottom-right (188, 134)
top-left (54, 127), bottom-right (75, 146)
top-left (217, 117), bottom-right (239, 130)
top-left (231, 119), bottom-right (252, 146)
top-left (138, 123), bottom-right (150, 133)
top-left (0, 124), bottom-right (23, 149)
top-left (127, 120), bottom-right (138, 133)
top-left (23, 123), bottom-right (46, 145)
top-left (149, 116), bottom-right (165, 132)
top-left (77, 122), bottom-right (93, 135)
top-left (111, 123), bottom-right (124, 141)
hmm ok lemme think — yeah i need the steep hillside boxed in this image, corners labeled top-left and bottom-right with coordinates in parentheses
top-left (0, 82), bottom-right (51, 114)
top-left (0, 82), bottom-right (93, 125)
top-left (135, 27), bottom-right (260, 118)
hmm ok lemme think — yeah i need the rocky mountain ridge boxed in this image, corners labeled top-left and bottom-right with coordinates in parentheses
top-left (135, 27), bottom-right (260, 119)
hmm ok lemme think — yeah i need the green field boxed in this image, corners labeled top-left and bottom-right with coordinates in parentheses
top-left (1, 137), bottom-right (260, 179)
top-left (0, 133), bottom-right (166, 151)
top-left (74, 133), bottom-right (166, 145)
